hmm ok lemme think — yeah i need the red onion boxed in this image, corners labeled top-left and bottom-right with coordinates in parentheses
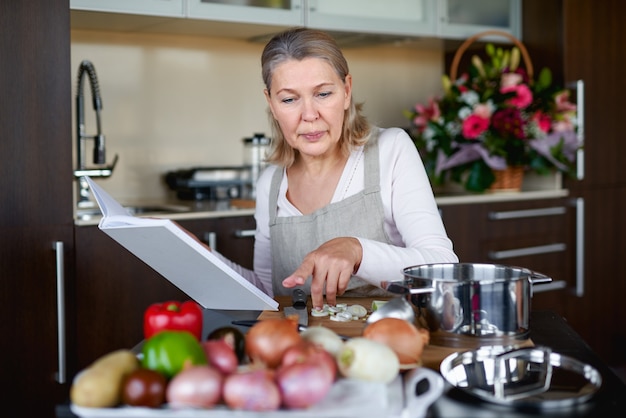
top-left (245, 317), bottom-right (302, 368)
top-left (222, 368), bottom-right (281, 411)
top-left (276, 361), bottom-right (335, 409)
top-left (202, 339), bottom-right (239, 375)
top-left (281, 341), bottom-right (337, 381)
top-left (165, 365), bottom-right (222, 408)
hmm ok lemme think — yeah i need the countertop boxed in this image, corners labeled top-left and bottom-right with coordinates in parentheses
top-left (74, 199), bottom-right (256, 226)
top-left (74, 188), bottom-right (570, 226)
top-left (56, 307), bottom-right (626, 418)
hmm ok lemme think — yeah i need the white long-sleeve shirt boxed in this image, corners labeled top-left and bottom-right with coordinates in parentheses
top-left (216, 127), bottom-right (458, 296)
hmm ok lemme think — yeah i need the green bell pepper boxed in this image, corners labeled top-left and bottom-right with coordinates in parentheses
top-left (141, 330), bottom-right (207, 378)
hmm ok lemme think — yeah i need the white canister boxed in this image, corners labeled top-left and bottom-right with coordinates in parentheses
top-left (243, 133), bottom-right (271, 198)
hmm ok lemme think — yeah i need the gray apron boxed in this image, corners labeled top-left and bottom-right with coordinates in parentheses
top-left (269, 130), bottom-right (392, 297)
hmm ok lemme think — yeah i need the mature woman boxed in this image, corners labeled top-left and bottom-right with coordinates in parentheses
top-left (219, 27), bottom-right (457, 310)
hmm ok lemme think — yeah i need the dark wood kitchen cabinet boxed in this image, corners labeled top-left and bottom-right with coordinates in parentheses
top-left (73, 214), bottom-right (256, 370)
top-left (182, 215), bottom-right (256, 270)
top-left (0, 1), bottom-right (75, 417)
top-left (440, 196), bottom-right (577, 317)
top-left (520, 0), bottom-right (626, 371)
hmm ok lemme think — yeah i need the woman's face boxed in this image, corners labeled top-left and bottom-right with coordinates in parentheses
top-left (265, 57), bottom-right (352, 160)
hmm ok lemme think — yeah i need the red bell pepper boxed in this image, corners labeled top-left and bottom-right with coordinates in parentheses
top-left (143, 300), bottom-right (203, 341)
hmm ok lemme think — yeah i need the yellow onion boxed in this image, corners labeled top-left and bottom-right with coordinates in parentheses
top-left (362, 318), bottom-right (429, 367)
top-left (244, 317), bottom-right (302, 369)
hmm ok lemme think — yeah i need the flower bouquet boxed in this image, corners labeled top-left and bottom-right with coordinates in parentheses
top-left (405, 31), bottom-right (580, 192)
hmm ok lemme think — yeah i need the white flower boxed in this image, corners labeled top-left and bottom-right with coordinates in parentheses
top-left (459, 90), bottom-right (480, 106)
top-left (458, 106), bottom-right (473, 120)
top-left (422, 127), bottom-right (436, 152)
top-left (445, 120), bottom-right (461, 137)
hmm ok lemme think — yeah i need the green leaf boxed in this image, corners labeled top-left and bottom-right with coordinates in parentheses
top-left (486, 43), bottom-right (495, 57)
top-left (537, 68), bottom-right (553, 90)
top-left (465, 161), bottom-right (494, 192)
top-left (502, 50), bottom-right (510, 70)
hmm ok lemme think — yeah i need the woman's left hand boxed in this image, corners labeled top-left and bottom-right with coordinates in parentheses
top-left (282, 237), bottom-right (362, 309)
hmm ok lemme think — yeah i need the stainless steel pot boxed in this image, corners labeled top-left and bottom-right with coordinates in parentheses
top-left (384, 263), bottom-right (552, 346)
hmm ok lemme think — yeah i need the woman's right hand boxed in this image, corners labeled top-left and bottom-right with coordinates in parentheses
top-left (282, 237), bottom-right (362, 309)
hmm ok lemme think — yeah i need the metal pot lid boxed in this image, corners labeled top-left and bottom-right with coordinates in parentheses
top-left (440, 345), bottom-right (602, 408)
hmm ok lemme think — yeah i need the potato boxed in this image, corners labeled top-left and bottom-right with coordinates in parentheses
top-left (71, 349), bottom-right (139, 407)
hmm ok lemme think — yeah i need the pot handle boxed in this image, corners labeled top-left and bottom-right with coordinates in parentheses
top-left (529, 271), bottom-right (552, 285)
top-left (385, 281), bottom-right (435, 295)
top-left (402, 367), bottom-right (444, 418)
top-left (493, 346), bottom-right (553, 401)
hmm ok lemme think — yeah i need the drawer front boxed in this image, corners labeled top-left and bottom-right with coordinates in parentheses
top-left (440, 198), bottom-right (575, 313)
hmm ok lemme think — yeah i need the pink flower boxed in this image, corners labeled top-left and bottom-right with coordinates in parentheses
top-left (500, 72), bottom-right (523, 88)
top-left (413, 98), bottom-right (441, 131)
top-left (555, 90), bottom-right (577, 112)
top-left (501, 84), bottom-right (533, 109)
top-left (473, 103), bottom-right (492, 119)
top-left (552, 119), bottom-right (575, 132)
top-left (532, 111), bottom-right (552, 133)
top-left (462, 114), bottom-right (490, 139)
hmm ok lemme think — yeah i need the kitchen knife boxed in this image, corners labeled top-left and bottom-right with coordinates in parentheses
top-left (283, 288), bottom-right (308, 326)
top-left (230, 319), bottom-right (350, 341)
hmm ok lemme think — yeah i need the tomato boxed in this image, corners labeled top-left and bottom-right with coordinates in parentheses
top-left (121, 368), bottom-right (167, 408)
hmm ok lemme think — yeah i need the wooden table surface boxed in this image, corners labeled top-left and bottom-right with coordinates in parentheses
top-left (258, 296), bottom-right (533, 370)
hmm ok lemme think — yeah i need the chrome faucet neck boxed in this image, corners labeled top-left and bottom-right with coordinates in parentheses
top-left (74, 60), bottom-right (117, 207)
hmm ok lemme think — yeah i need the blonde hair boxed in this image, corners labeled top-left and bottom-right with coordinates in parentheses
top-left (261, 27), bottom-right (371, 167)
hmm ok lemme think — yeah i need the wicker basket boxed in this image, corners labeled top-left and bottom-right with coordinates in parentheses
top-left (450, 30), bottom-right (534, 81)
top-left (450, 30), bottom-right (533, 193)
top-left (490, 166), bottom-right (525, 192)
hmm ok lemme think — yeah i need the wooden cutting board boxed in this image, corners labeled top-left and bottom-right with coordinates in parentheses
top-left (258, 296), bottom-right (532, 370)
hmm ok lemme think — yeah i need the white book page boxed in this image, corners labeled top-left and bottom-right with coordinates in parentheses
top-left (82, 176), bottom-right (278, 311)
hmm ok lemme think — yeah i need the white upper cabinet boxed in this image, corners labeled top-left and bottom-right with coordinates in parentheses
top-left (437, 0), bottom-right (521, 40)
top-left (306, 0), bottom-right (436, 37)
top-left (71, 0), bottom-right (185, 17)
top-left (187, 0), bottom-right (303, 27)
top-left (70, 0), bottom-right (521, 42)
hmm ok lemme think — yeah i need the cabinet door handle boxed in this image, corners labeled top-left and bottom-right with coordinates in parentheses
top-left (488, 243), bottom-right (566, 260)
top-left (203, 232), bottom-right (217, 251)
top-left (488, 206), bottom-right (566, 220)
top-left (568, 79), bottom-right (585, 180)
top-left (234, 229), bottom-right (255, 238)
top-left (53, 241), bottom-right (66, 384)
top-left (575, 197), bottom-right (585, 297)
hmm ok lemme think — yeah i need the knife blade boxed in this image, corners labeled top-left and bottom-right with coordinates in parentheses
top-left (284, 288), bottom-right (308, 326)
top-left (230, 319), bottom-right (350, 341)
top-left (231, 319), bottom-right (307, 333)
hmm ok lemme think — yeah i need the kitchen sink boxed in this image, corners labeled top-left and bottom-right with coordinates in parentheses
top-left (76, 204), bottom-right (191, 220)
top-left (125, 204), bottom-right (190, 215)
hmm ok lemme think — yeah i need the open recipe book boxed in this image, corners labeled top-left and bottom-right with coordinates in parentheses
top-left (84, 176), bottom-right (278, 311)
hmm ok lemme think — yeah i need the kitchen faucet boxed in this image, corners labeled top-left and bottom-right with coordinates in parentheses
top-left (73, 60), bottom-right (118, 208)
